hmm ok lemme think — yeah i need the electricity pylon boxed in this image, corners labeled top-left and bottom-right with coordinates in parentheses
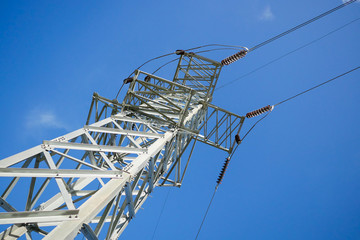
top-left (0, 51), bottom-right (245, 239)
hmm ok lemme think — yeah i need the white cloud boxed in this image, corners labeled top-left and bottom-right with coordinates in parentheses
top-left (259, 5), bottom-right (274, 21)
top-left (26, 109), bottom-right (68, 130)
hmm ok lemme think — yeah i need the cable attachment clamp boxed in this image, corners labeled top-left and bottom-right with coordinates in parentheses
top-left (123, 77), bottom-right (134, 84)
top-left (246, 105), bottom-right (274, 118)
top-left (221, 48), bottom-right (248, 65)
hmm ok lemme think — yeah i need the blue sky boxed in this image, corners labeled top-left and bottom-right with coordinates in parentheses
top-left (0, 0), bottom-right (360, 239)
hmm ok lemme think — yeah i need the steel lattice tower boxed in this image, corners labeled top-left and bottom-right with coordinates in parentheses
top-left (0, 52), bottom-right (245, 239)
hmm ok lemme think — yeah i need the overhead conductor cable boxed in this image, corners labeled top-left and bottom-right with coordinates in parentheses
top-left (220, 0), bottom-right (357, 66)
top-left (195, 134), bottom-right (241, 240)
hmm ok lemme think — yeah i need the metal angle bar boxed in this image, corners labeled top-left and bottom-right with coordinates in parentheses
top-left (106, 191), bottom-right (122, 239)
top-left (133, 90), bottom-right (189, 95)
top-left (111, 115), bottom-right (151, 126)
top-left (156, 98), bottom-right (186, 108)
top-left (1, 157), bottom-right (32, 199)
top-left (130, 92), bottom-right (181, 114)
top-left (160, 136), bottom-right (192, 185)
top-left (148, 157), bottom-right (155, 193)
top-left (179, 91), bottom-right (194, 126)
top-left (183, 52), bottom-right (221, 66)
top-left (110, 171), bottom-right (152, 239)
top-left (0, 145), bottom-right (43, 168)
top-left (136, 81), bottom-right (184, 111)
top-left (0, 196), bottom-right (17, 212)
top-left (181, 60), bottom-right (212, 79)
top-left (83, 132), bottom-right (118, 171)
top-left (123, 107), bottom-right (171, 126)
top-left (188, 58), bottom-right (215, 77)
top-left (110, 188), bottom-right (150, 239)
top-left (0, 210), bottom-right (79, 224)
top-left (0, 168), bottom-right (124, 179)
top-left (86, 97), bottom-right (96, 125)
top-left (217, 120), bottom-right (242, 147)
top-left (94, 197), bottom-right (115, 236)
top-left (180, 139), bottom-right (197, 183)
top-left (38, 177), bottom-right (95, 212)
top-left (127, 96), bottom-right (177, 125)
top-left (107, 191), bottom-right (129, 238)
top-left (26, 156), bottom-right (40, 211)
top-left (205, 111), bottom-right (228, 140)
top-left (135, 70), bottom-right (194, 91)
top-left (84, 125), bottom-right (162, 139)
top-left (109, 121), bottom-right (143, 149)
top-left (124, 183), bottom-right (135, 219)
top-left (129, 107), bottom-right (180, 119)
top-left (131, 92), bottom-right (181, 112)
top-left (43, 151), bottom-right (76, 210)
top-left (43, 175), bottom-right (130, 240)
top-left (51, 149), bottom-right (103, 170)
top-left (30, 148), bottom-right (71, 210)
top-left (43, 140), bottom-right (147, 154)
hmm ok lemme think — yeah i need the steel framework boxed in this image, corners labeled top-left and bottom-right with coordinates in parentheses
top-left (0, 52), bottom-right (245, 239)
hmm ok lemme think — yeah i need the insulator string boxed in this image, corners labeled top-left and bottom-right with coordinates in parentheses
top-left (215, 16), bottom-right (360, 90)
top-left (195, 136), bottom-right (242, 239)
top-left (221, 49), bottom-right (249, 66)
top-left (246, 105), bottom-right (274, 118)
top-left (242, 111), bottom-right (271, 142)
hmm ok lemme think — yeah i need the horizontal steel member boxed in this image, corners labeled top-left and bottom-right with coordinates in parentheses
top-left (0, 168), bottom-right (124, 179)
top-left (111, 115), bottom-right (150, 124)
top-left (0, 210), bottom-right (79, 224)
top-left (84, 125), bottom-right (162, 139)
top-left (42, 141), bottom-right (147, 154)
top-left (184, 52), bottom-right (222, 66)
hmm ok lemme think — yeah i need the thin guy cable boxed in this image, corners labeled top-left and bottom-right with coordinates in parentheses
top-left (116, 44), bottom-right (247, 97)
top-left (249, 0), bottom-right (357, 52)
top-left (196, 66), bottom-right (360, 238)
top-left (196, 66), bottom-right (360, 239)
top-left (242, 111), bottom-right (271, 141)
top-left (275, 65), bottom-right (360, 106)
top-left (115, 83), bottom-right (125, 99)
top-left (186, 44), bottom-right (246, 52)
top-left (152, 57), bottom-right (179, 75)
top-left (216, 16), bottom-right (360, 90)
top-left (195, 142), bottom-right (241, 240)
top-left (241, 66), bottom-right (360, 137)
top-left (151, 188), bottom-right (171, 240)
top-left (194, 47), bottom-right (246, 54)
top-left (132, 44), bottom-right (246, 76)
top-left (194, 186), bottom-right (218, 240)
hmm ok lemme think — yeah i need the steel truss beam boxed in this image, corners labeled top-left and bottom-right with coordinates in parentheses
top-left (0, 51), bottom-right (245, 239)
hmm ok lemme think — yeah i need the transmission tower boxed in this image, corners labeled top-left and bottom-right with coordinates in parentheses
top-left (0, 51), bottom-right (245, 239)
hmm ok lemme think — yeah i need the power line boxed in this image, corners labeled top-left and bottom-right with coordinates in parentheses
top-left (241, 111), bottom-right (271, 141)
top-left (249, 0), bottom-right (357, 52)
top-left (275, 65), bottom-right (360, 106)
top-left (115, 44), bottom-right (248, 98)
top-left (195, 143), bottom-right (241, 239)
top-left (216, 17), bottom-right (360, 90)
top-left (194, 186), bottom-right (218, 240)
top-left (151, 188), bottom-right (171, 240)
top-left (239, 65), bottom-right (360, 140)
